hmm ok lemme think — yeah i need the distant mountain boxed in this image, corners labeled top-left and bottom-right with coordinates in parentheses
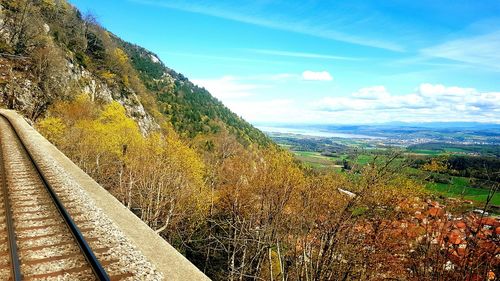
top-left (258, 122), bottom-right (500, 143)
top-left (256, 122), bottom-right (500, 130)
top-left (372, 122), bottom-right (500, 129)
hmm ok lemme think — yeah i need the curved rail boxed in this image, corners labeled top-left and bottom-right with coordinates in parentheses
top-left (0, 128), bottom-right (21, 281)
top-left (0, 114), bottom-right (110, 281)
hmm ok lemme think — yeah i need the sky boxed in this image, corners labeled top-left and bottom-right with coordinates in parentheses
top-left (69, 0), bottom-right (500, 124)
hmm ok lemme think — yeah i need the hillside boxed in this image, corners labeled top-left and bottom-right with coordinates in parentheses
top-left (1, 1), bottom-right (498, 281)
top-left (0, 0), bottom-right (269, 147)
top-left (117, 38), bottom-right (270, 145)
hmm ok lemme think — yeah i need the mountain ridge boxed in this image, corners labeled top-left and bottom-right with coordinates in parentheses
top-left (0, 0), bottom-right (270, 147)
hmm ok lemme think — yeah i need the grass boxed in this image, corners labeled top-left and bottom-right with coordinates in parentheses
top-left (408, 147), bottom-right (482, 155)
top-left (292, 151), bottom-right (343, 170)
top-left (356, 155), bottom-right (374, 165)
top-left (292, 150), bottom-right (402, 170)
top-left (444, 147), bottom-right (469, 153)
top-left (427, 177), bottom-right (500, 206)
top-left (288, 146), bottom-right (499, 206)
top-left (408, 149), bottom-right (442, 155)
top-left (293, 151), bottom-right (321, 158)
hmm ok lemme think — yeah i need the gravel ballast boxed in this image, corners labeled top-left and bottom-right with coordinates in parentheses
top-left (0, 109), bottom-right (210, 280)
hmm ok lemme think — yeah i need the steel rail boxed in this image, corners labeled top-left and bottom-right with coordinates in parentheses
top-left (0, 114), bottom-right (111, 281)
top-left (0, 120), bottom-right (22, 281)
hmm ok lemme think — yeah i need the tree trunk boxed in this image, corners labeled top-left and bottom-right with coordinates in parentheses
top-left (269, 247), bottom-right (274, 281)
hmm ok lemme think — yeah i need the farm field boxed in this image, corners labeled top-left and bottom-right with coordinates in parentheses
top-left (272, 132), bottom-right (499, 208)
top-left (427, 177), bottom-right (500, 206)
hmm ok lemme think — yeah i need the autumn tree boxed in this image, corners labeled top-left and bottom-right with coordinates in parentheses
top-left (38, 96), bottom-right (210, 251)
top-left (197, 139), bottom-right (305, 280)
top-left (126, 127), bottom-right (208, 238)
top-left (1, 0), bottom-right (43, 54)
top-left (423, 156), bottom-right (449, 173)
top-left (29, 39), bottom-right (67, 121)
top-left (36, 116), bottom-right (65, 146)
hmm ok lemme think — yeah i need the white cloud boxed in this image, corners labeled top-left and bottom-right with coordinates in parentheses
top-left (192, 73), bottom-right (302, 101)
top-left (191, 74), bottom-right (333, 123)
top-left (302, 71), bottom-right (333, 81)
top-left (225, 99), bottom-right (302, 123)
top-left (351, 86), bottom-right (390, 100)
top-left (193, 71), bottom-right (331, 100)
top-left (421, 31), bottom-right (500, 70)
top-left (192, 75), bottom-right (499, 123)
top-left (192, 76), bottom-right (264, 99)
top-left (313, 84), bottom-right (500, 123)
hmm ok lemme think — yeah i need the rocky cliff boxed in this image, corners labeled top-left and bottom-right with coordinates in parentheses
top-left (0, 0), bottom-right (269, 145)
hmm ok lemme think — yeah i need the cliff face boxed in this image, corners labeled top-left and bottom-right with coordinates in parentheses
top-left (68, 64), bottom-right (159, 134)
top-left (0, 2), bottom-right (157, 133)
top-left (0, 0), bottom-right (269, 145)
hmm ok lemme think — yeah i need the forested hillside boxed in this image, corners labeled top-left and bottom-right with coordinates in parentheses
top-left (117, 39), bottom-right (270, 145)
top-left (0, 1), bottom-right (498, 280)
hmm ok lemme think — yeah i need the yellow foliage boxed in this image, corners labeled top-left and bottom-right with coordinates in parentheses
top-left (423, 158), bottom-right (448, 173)
top-left (258, 147), bottom-right (305, 200)
top-left (103, 30), bottom-right (111, 40)
top-left (41, 0), bottom-right (70, 10)
top-left (36, 117), bottom-right (65, 145)
top-left (164, 130), bottom-right (204, 188)
top-left (40, 97), bottom-right (207, 221)
top-left (84, 101), bottom-right (142, 159)
top-left (73, 93), bottom-right (92, 104)
top-left (113, 48), bottom-right (128, 65)
top-left (159, 121), bottom-right (178, 137)
top-left (104, 48), bottom-right (133, 86)
top-left (51, 93), bottom-right (96, 124)
top-left (99, 70), bottom-right (116, 81)
top-left (122, 74), bottom-right (130, 87)
top-left (259, 249), bottom-right (283, 280)
top-left (126, 130), bottom-right (208, 231)
top-left (41, 0), bottom-right (56, 8)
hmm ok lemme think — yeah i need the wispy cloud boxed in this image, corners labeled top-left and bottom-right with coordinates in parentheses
top-left (193, 71), bottom-right (333, 97)
top-left (131, 0), bottom-right (404, 51)
top-left (420, 31), bottom-right (500, 71)
top-left (226, 99), bottom-right (302, 123)
top-left (158, 51), bottom-right (288, 65)
top-left (192, 76), bottom-right (266, 100)
top-left (247, 49), bottom-right (361, 61)
top-left (302, 71), bottom-right (333, 81)
top-left (351, 86), bottom-right (390, 100)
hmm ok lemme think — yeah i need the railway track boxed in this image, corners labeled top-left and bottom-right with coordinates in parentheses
top-left (0, 114), bottom-right (120, 280)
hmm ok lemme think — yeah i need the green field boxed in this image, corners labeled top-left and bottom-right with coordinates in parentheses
top-left (292, 150), bottom-right (499, 206)
top-left (292, 150), bottom-right (395, 169)
top-left (277, 131), bottom-right (499, 207)
top-left (292, 151), bottom-right (343, 170)
top-left (444, 147), bottom-right (469, 153)
top-left (408, 149), bottom-right (442, 155)
top-left (356, 154), bottom-right (374, 165)
top-left (427, 177), bottom-right (500, 206)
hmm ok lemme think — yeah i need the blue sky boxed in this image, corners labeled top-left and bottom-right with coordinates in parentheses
top-left (70, 0), bottom-right (500, 124)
